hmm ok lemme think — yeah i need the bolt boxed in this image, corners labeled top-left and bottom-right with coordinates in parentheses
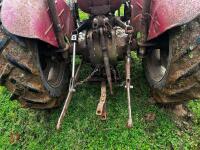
top-left (20, 73), bottom-right (25, 78)
top-left (125, 85), bottom-right (133, 89)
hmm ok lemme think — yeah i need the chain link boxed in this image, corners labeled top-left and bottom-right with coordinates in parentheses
top-left (75, 67), bottom-right (99, 87)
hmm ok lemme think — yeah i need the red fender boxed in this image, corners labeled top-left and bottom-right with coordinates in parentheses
top-left (131, 0), bottom-right (200, 40)
top-left (1, 0), bottom-right (74, 47)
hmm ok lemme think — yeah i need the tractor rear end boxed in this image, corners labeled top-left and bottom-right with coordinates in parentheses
top-left (0, 0), bottom-right (200, 128)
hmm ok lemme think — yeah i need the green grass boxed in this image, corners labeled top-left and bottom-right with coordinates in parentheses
top-left (0, 54), bottom-right (200, 149)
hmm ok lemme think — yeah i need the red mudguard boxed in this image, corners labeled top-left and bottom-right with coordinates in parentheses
top-left (131, 0), bottom-right (200, 40)
top-left (1, 0), bottom-right (74, 47)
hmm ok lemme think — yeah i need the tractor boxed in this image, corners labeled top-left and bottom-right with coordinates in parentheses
top-left (0, 0), bottom-right (199, 128)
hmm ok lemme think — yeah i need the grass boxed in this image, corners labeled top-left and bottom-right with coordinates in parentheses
top-left (0, 53), bottom-right (200, 149)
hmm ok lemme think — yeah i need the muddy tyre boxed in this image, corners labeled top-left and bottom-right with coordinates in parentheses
top-left (0, 27), bottom-right (69, 109)
top-left (144, 16), bottom-right (200, 104)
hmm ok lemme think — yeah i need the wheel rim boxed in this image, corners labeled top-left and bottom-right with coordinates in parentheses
top-left (146, 46), bottom-right (170, 82)
top-left (40, 55), bottom-right (66, 88)
top-left (36, 43), bottom-right (69, 97)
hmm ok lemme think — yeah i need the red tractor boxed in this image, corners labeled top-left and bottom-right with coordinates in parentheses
top-left (0, 0), bottom-right (199, 128)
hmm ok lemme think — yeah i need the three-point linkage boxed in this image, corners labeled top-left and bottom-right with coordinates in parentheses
top-left (56, 32), bottom-right (80, 130)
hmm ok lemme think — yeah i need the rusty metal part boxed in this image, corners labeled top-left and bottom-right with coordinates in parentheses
top-left (126, 44), bottom-right (133, 128)
top-left (75, 65), bottom-right (121, 84)
top-left (56, 90), bottom-right (73, 129)
top-left (99, 28), bottom-right (113, 95)
top-left (138, 0), bottom-right (152, 57)
top-left (101, 104), bottom-right (107, 121)
top-left (75, 66), bottom-right (99, 87)
top-left (114, 17), bottom-right (135, 37)
top-left (47, 0), bottom-right (69, 53)
top-left (79, 15), bottom-right (128, 64)
top-left (114, 17), bottom-right (127, 29)
top-left (103, 50), bottom-right (113, 95)
top-left (125, 26), bottom-right (134, 35)
top-left (56, 33), bottom-right (80, 130)
top-left (77, 16), bottom-right (129, 96)
top-left (96, 81), bottom-right (107, 116)
top-left (56, 62), bottom-right (82, 130)
top-left (87, 29), bottom-right (122, 64)
top-left (141, 0), bottom-right (152, 41)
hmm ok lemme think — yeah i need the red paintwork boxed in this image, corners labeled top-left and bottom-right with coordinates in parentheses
top-left (2, 0), bottom-right (200, 45)
top-left (78, 0), bottom-right (122, 14)
top-left (1, 0), bottom-right (74, 47)
top-left (131, 0), bottom-right (200, 40)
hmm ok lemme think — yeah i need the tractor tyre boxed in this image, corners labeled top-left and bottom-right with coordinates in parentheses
top-left (0, 27), bottom-right (69, 109)
top-left (144, 16), bottom-right (200, 105)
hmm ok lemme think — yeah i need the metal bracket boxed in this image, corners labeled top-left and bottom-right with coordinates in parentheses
top-left (96, 81), bottom-right (107, 120)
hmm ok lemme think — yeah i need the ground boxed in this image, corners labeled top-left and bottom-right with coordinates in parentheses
top-left (0, 53), bottom-right (200, 149)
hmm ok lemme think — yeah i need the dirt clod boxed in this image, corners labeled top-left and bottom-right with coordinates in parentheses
top-left (10, 132), bottom-right (20, 144)
top-left (144, 113), bottom-right (156, 122)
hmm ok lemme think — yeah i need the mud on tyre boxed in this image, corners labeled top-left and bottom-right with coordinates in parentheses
top-left (0, 27), bottom-right (69, 109)
top-left (144, 16), bottom-right (200, 104)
